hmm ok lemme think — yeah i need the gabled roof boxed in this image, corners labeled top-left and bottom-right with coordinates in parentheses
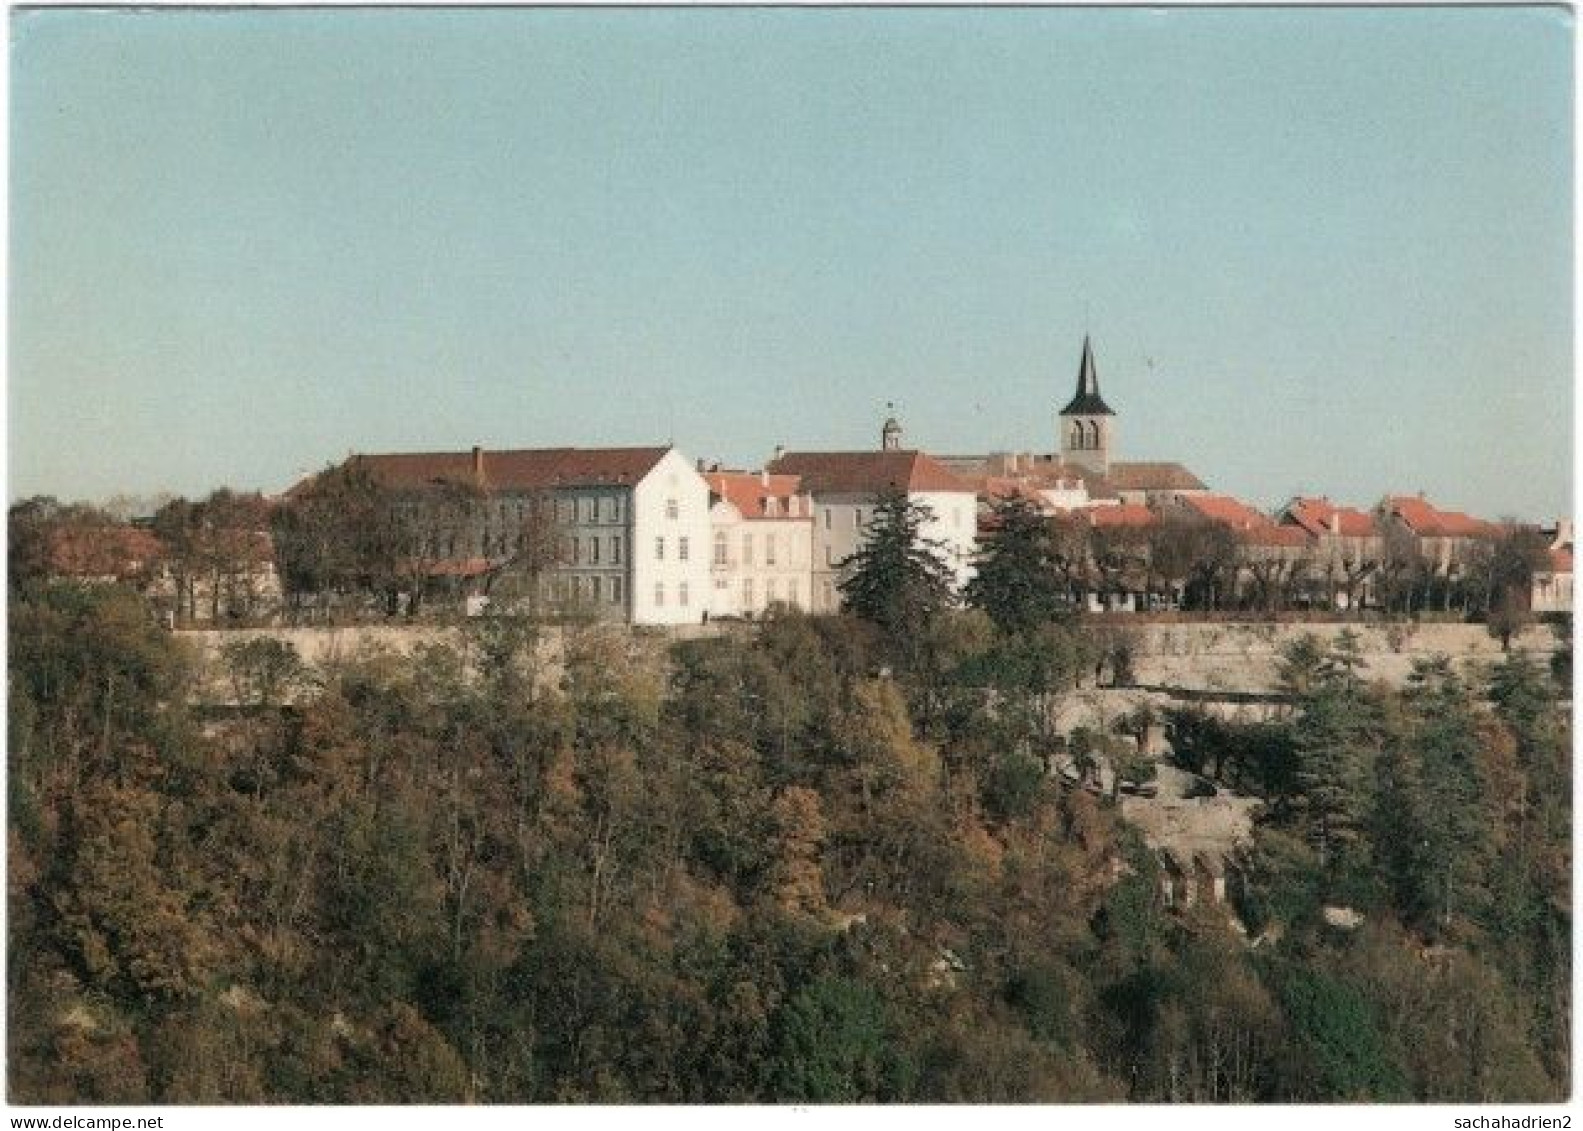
top-left (767, 450), bottom-right (973, 495)
top-left (1177, 493), bottom-right (1275, 531)
top-left (1059, 335), bottom-right (1115, 416)
top-left (1107, 462), bottom-right (1208, 492)
top-left (1380, 495), bottom-right (1498, 539)
top-left (705, 471), bottom-right (811, 521)
top-left (346, 447), bottom-right (673, 493)
top-left (1281, 496), bottom-right (1377, 538)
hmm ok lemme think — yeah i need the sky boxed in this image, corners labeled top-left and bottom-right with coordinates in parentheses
top-left (8, 5), bottom-right (1574, 519)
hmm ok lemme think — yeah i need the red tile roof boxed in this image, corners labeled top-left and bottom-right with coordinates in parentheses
top-left (348, 447), bottom-right (673, 493)
top-left (767, 450), bottom-right (972, 495)
top-left (1282, 497), bottom-right (1377, 538)
top-left (1381, 496), bottom-right (1498, 539)
top-left (1548, 548), bottom-right (1573, 574)
top-left (1085, 504), bottom-right (1157, 528)
top-left (1240, 524), bottom-right (1313, 548)
top-left (1178, 493), bottom-right (1272, 530)
top-left (705, 471), bottom-right (811, 520)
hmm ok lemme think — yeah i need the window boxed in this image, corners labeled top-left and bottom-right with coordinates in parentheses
top-left (854, 509), bottom-right (863, 529)
top-left (655, 581), bottom-right (665, 607)
top-left (743, 578), bottom-right (754, 608)
top-left (765, 535), bottom-right (777, 566)
top-left (583, 498), bottom-right (595, 522)
top-left (611, 577), bottom-right (623, 604)
top-left (1071, 423), bottom-right (1085, 450)
top-left (655, 537), bottom-right (665, 560)
top-left (569, 537), bottom-right (581, 565)
top-left (679, 536), bottom-right (690, 561)
top-left (611, 497), bottom-right (623, 523)
top-left (743, 533), bottom-right (754, 566)
top-left (591, 576), bottom-right (602, 601)
top-left (589, 537), bottom-right (600, 564)
top-left (766, 578), bottom-right (777, 603)
top-left (713, 530), bottom-right (727, 565)
top-left (666, 498), bottom-right (679, 520)
top-left (679, 581), bottom-right (689, 607)
top-left (611, 535), bottom-right (622, 564)
top-left (824, 508), bottom-right (832, 529)
top-left (714, 577), bottom-right (727, 590)
top-left (572, 576), bottom-right (584, 599)
top-left (825, 546), bottom-right (832, 567)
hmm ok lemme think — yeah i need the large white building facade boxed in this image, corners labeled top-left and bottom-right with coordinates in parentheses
top-left (704, 469), bottom-right (815, 619)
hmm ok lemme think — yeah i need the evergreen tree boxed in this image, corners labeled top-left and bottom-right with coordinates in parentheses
top-left (966, 495), bottom-right (1066, 634)
top-left (836, 487), bottom-right (956, 637)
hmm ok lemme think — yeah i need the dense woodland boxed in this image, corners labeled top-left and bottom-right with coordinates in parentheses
top-left (7, 494), bottom-right (1572, 1103)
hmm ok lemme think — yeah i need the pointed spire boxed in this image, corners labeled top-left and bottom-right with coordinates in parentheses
top-left (1060, 334), bottom-right (1114, 416)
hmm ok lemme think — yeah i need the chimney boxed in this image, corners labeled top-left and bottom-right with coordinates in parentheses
top-left (1328, 511), bottom-right (1341, 536)
top-left (772, 444), bottom-right (786, 463)
top-left (696, 457), bottom-right (706, 473)
top-left (471, 445), bottom-right (484, 483)
top-left (760, 469), bottom-right (770, 487)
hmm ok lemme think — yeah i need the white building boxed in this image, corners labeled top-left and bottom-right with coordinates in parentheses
top-left (768, 432), bottom-right (978, 614)
top-left (703, 469), bottom-right (815, 618)
top-left (343, 445), bottom-right (711, 626)
top-left (1532, 519), bottom-right (1573, 615)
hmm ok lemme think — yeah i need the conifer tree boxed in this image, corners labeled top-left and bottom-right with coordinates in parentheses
top-left (836, 487), bottom-right (955, 637)
top-left (966, 495), bottom-right (1066, 634)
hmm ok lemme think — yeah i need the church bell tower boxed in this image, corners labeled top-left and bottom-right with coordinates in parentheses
top-left (1058, 335), bottom-right (1115, 475)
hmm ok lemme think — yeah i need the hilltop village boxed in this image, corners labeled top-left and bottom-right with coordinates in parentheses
top-left (9, 338), bottom-right (1573, 1106)
top-left (18, 339), bottom-right (1572, 628)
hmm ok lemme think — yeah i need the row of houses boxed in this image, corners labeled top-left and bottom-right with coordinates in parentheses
top-left (35, 339), bottom-right (1572, 626)
top-left (309, 427), bottom-right (1569, 625)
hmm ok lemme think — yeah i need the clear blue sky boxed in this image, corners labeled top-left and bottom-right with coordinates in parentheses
top-left (10, 6), bottom-right (1574, 519)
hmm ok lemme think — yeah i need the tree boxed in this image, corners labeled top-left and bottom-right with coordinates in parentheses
top-left (965, 496), bottom-right (1065, 633)
top-left (768, 975), bottom-right (904, 1101)
top-left (1487, 589), bottom-right (1532, 653)
top-left (270, 463), bottom-right (408, 616)
top-left (836, 488), bottom-right (955, 639)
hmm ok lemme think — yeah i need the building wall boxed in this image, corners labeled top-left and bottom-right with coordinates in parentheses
top-left (1532, 569), bottom-right (1573, 614)
top-left (708, 501), bottom-right (814, 618)
top-left (629, 449), bottom-right (713, 626)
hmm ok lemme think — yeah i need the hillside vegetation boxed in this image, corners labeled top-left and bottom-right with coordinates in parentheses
top-left (8, 579), bottom-right (1570, 1102)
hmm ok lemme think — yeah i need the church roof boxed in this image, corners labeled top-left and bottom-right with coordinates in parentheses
top-left (1106, 461), bottom-right (1207, 492)
top-left (1059, 335), bottom-right (1115, 416)
top-left (767, 450), bottom-right (972, 495)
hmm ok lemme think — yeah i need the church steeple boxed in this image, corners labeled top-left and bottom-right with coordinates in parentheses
top-left (1059, 334), bottom-right (1114, 416)
top-left (1058, 335), bottom-right (1116, 474)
